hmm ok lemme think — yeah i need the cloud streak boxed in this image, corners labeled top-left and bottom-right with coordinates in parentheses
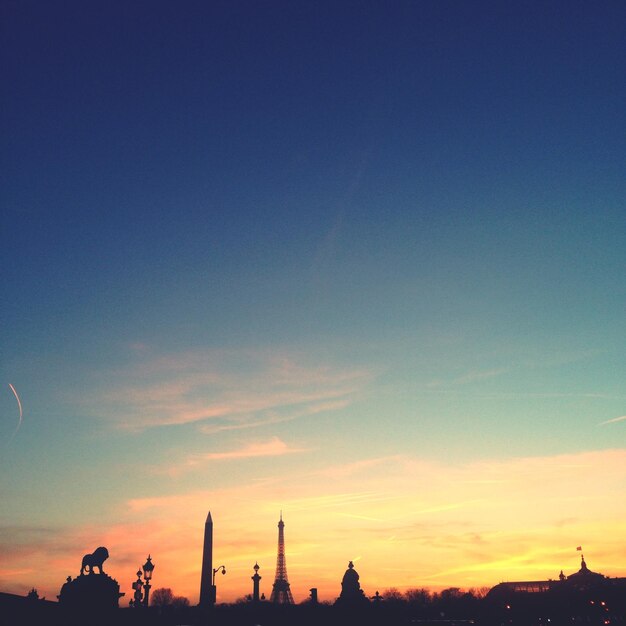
top-left (182, 437), bottom-right (306, 469)
top-left (72, 347), bottom-right (372, 431)
top-left (600, 415), bottom-right (626, 426)
top-left (3, 448), bottom-right (626, 604)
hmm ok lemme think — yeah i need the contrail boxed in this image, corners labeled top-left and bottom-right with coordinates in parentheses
top-left (7, 383), bottom-right (23, 442)
top-left (599, 415), bottom-right (626, 426)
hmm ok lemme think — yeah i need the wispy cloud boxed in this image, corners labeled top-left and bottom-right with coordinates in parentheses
top-left (4, 448), bottom-right (626, 604)
top-left (120, 448), bottom-right (626, 599)
top-left (599, 415), bottom-right (626, 426)
top-left (337, 512), bottom-right (384, 522)
top-left (185, 437), bottom-right (306, 464)
top-left (316, 455), bottom-right (402, 479)
top-left (426, 367), bottom-right (508, 388)
top-left (71, 347), bottom-right (372, 431)
top-left (197, 398), bottom-right (352, 435)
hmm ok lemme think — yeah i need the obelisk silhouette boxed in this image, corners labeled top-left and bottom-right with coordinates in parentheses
top-left (199, 511), bottom-right (214, 606)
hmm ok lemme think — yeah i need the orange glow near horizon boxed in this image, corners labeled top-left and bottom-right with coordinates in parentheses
top-left (2, 448), bottom-right (626, 603)
top-left (3, 0), bottom-right (626, 612)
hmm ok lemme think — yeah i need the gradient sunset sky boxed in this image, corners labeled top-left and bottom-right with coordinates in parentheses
top-left (1, 0), bottom-right (625, 604)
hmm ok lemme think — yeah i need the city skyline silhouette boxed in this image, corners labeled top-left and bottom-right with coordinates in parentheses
top-left (3, 519), bottom-right (626, 626)
top-left (2, 0), bottom-right (625, 609)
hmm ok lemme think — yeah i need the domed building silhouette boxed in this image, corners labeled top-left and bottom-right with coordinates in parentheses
top-left (335, 561), bottom-right (369, 606)
top-left (486, 555), bottom-right (626, 623)
top-left (487, 554), bottom-right (624, 598)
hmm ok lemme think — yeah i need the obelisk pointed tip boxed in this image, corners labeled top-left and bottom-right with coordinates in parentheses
top-left (206, 511), bottom-right (213, 524)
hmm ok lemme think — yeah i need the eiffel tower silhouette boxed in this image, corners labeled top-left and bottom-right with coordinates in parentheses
top-left (270, 512), bottom-right (294, 604)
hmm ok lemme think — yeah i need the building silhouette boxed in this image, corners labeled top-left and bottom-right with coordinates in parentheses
top-left (199, 511), bottom-right (213, 606)
top-left (487, 554), bottom-right (626, 597)
top-left (486, 554), bottom-right (626, 623)
top-left (335, 561), bottom-right (369, 606)
top-left (270, 513), bottom-right (294, 604)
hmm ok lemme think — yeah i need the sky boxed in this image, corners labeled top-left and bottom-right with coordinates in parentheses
top-left (1, 0), bottom-right (625, 605)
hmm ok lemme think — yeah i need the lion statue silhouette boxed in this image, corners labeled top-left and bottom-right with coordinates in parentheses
top-left (81, 546), bottom-right (109, 575)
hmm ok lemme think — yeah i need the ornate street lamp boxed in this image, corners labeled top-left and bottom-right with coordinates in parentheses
top-left (130, 570), bottom-right (143, 607)
top-left (212, 565), bottom-right (226, 604)
top-left (142, 555), bottom-right (154, 607)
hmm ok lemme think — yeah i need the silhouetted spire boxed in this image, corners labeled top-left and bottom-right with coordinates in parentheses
top-left (199, 511), bottom-right (214, 606)
top-left (270, 513), bottom-right (293, 604)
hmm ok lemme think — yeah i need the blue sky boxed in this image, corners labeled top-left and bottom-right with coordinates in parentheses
top-left (1, 0), bottom-right (625, 603)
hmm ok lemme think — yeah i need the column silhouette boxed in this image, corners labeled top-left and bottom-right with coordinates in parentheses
top-left (252, 562), bottom-right (261, 602)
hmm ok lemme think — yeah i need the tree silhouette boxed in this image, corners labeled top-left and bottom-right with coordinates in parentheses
top-left (382, 588), bottom-right (405, 604)
top-left (171, 595), bottom-right (190, 608)
top-left (405, 587), bottom-right (431, 606)
top-left (150, 587), bottom-right (190, 609)
top-left (235, 594), bottom-right (253, 604)
top-left (151, 588), bottom-right (174, 607)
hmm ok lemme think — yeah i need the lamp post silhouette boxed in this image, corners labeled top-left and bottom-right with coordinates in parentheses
top-left (142, 555), bottom-right (154, 607)
top-left (130, 570), bottom-right (143, 607)
top-left (252, 563), bottom-right (261, 602)
top-left (212, 565), bottom-right (226, 604)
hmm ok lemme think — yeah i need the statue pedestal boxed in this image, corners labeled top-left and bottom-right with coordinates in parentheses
top-left (59, 572), bottom-right (124, 614)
